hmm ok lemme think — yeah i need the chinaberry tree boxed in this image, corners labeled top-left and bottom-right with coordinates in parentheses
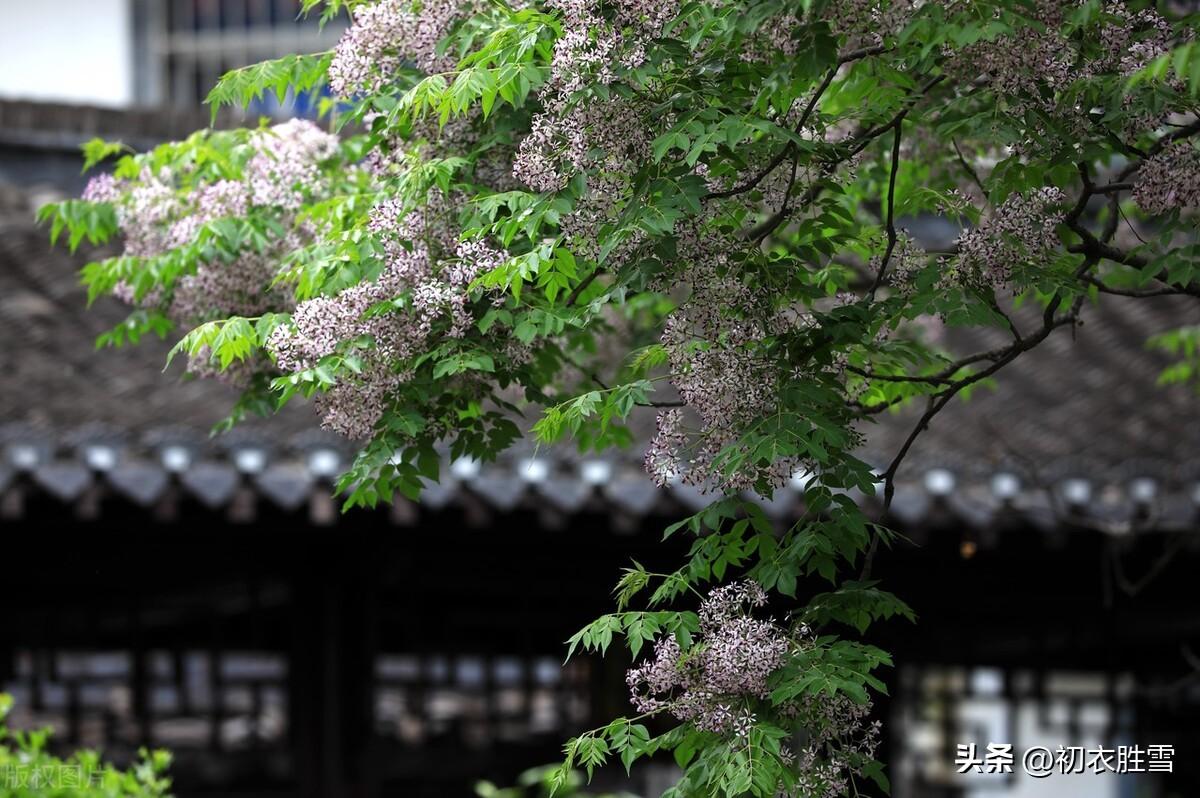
top-left (42, 0), bottom-right (1200, 795)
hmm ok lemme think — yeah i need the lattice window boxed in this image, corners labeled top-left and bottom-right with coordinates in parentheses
top-left (5, 648), bottom-right (594, 755)
top-left (891, 665), bottom-right (1142, 798)
top-left (374, 654), bottom-right (594, 748)
top-left (3, 649), bottom-right (289, 754)
top-left (133, 0), bottom-right (346, 111)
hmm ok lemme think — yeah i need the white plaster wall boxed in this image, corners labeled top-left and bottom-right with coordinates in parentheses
top-left (0, 0), bottom-right (134, 107)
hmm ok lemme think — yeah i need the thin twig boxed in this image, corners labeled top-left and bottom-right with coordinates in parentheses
top-left (875, 263), bottom-right (1091, 510)
top-left (869, 122), bottom-right (905, 299)
top-left (704, 45), bottom-right (887, 202)
top-left (1117, 116), bottom-right (1200, 181)
top-left (1083, 275), bottom-right (1194, 298)
top-left (951, 139), bottom-right (988, 198)
top-left (565, 270), bottom-right (601, 306)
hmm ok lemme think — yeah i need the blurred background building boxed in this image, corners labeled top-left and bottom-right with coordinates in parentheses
top-left (1, 3), bottom-right (1200, 798)
top-left (2, 0), bottom-right (343, 111)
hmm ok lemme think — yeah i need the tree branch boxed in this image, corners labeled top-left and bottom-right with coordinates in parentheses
top-left (703, 45), bottom-right (887, 202)
top-left (874, 262), bottom-right (1092, 510)
top-left (1083, 275), bottom-right (1198, 298)
top-left (1067, 222), bottom-right (1200, 298)
top-left (566, 270), bottom-right (601, 306)
top-left (745, 77), bottom-right (943, 241)
top-left (868, 122), bottom-right (905, 299)
top-left (845, 365), bottom-right (956, 386)
top-left (1117, 116), bottom-right (1200, 181)
top-left (951, 138), bottom-right (988, 198)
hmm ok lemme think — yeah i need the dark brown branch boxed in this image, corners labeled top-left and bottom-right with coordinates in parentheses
top-left (845, 365), bottom-right (956, 386)
top-left (565, 269), bottom-right (601, 306)
top-left (1101, 192), bottom-right (1121, 244)
top-left (1110, 534), bottom-right (1189, 598)
top-left (849, 337), bottom-right (1025, 412)
top-left (745, 180), bottom-right (821, 241)
top-left (847, 393), bottom-right (908, 415)
top-left (875, 267), bottom-right (1090, 510)
top-left (1067, 221), bottom-right (1200, 298)
top-left (1117, 116), bottom-right (1200, 181)
top-left (1066, 168), bottom-right (1198, 296)
top-left (842, 77), bottom-right (943, 161)
top-left (746, 77), bottom-right (943, 241)
top-left (987, 296), bottom-right (1023, 343)
top-left (858, 135), bottom-right (1199, 518)
top-left (703, 45), bottom-right (887, 202)
top-left (705, 74), bottom-right (833, 202)
top-left (868, 122), bottom-right (905, 299)
top-left (1083, 275), bottom-right (1197, 298)
top-left (748, 156), bottom-right (802, 243)
top-left (849, 324), bottom-right (1064, 413)
top-left (1068, 164), bottom-right (1126, 246)
top-left (1067, 161), bottom-right (1096, 224)
top-left (1114, 202), bottom-right (1147, 246)
top-left (951, 138), bottom-right (988, 198)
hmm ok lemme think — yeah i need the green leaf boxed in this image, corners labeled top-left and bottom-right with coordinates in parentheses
top-left (206, 51), bottom-right (334, 122)
top-left (81, 138), bottom-right (130, 172)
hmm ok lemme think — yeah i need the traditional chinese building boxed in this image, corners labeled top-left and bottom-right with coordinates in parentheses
top-left (2, 99), bottom-right (1199, 798)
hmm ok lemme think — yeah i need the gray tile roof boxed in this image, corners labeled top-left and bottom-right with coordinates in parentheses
top-left (1, 105), bottom-right (1197, 533)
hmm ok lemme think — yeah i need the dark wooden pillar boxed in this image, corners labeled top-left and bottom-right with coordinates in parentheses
top-left (131, 602), bottom-right (153, 748)
top-left (289, 543), bottom-right (379, 798)
top-left (208, 616), bottom-right (224, 752)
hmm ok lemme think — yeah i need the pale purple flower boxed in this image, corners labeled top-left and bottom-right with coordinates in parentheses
top-left (950, 187), bottom-right (1066, 289)
top-left (82, 173), bottom-right (123, 203)
top-left (328, 0), bottom-right (472, 97)
top-left (1133, 142), bottom-right (1200, 214)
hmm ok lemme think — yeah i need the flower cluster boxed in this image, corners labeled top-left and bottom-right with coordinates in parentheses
top-left (949, 187), bottom-right (1066, 289)
top-left (874, 232), bottom-right (926, 296)
top-left (85, 119), bottom-right (338, 268)
top-left (643, 407), bottom-right (686, 486)
top-left (1133, 142), bottom-right (1200, 215)
top-left (244, 119), bottom-right (339, 210)
top-left (646, 225), bottom-right (815, 491)
top-left (97, 168), bottom-right (178, 259)
top-left (265, 196), bottom-right (508, 438)
top-left (1098, 2), bottom-right (1174, 77)
top-left (944, 2), bottom-right (1175, 152)
top-left (172, 249), bottom-right (290, 324)
top-left (512, 0), bottom-right (668, 193)
top-left (943, 15), bottom-right (1074, 154)
top-left (81, 120), bottom-right (347, 385)
top-left (328, 0), bottom-right (471, 97)
top-left (626, 581), bottom-right (785, 736)
top-left (511, 0), bottom-right (899, 494)
top-left (825, 0), bottom-right (917, 47)
top-left (81, 172), bottom-right (122, 203)
top-left (627, 580), bottom-right (880, 795)
top-left (786, 692), bottom-right (882, 798)
top-left (267, 282), bottom-right (406, 439)
top-left (946, 7), bottom-right (1072, 98)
